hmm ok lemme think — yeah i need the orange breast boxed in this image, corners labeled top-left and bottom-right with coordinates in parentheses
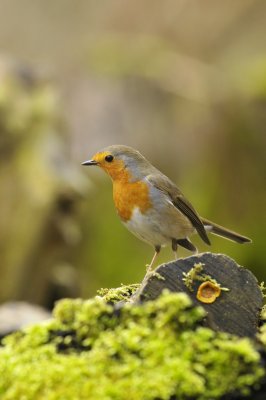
top-left (113, 179), bottom-right (152, 222)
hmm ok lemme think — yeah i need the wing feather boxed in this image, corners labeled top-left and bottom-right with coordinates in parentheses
top-left (146, 174), bottom-right (210, 245)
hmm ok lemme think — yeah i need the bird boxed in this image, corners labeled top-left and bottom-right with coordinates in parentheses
top-left (82, 145), bottom-right (251, 275)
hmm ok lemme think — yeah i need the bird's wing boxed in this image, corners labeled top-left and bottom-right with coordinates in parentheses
top-left (146, 173), bottom-right (210, 245)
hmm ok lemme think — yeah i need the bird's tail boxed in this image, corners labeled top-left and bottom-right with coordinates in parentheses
top-left (201, 217), bottom-right (252, 244)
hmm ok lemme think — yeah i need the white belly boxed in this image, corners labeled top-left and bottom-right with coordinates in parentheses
top-left (123, 203), bottom-right (194, 248)
top-left (123, 207), bottom-right (170, 247)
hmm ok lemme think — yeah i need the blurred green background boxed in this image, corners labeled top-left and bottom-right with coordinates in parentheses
top-left (0, 0), bottom-right (265, 309)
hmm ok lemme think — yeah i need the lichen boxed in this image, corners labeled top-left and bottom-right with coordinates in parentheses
top-left (0, 290), bottom-right (264, 400)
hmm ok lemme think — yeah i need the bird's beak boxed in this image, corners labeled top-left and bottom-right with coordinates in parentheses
top-left (82, 159), bottom-right (98, 166)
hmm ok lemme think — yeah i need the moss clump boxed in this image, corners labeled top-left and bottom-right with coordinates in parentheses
top-left (182, 262), bottom-right (205, 291)
top-left (97, 283), bottom-right (139, 303)
top-left (0, 290), bottom-right (264, 400)
top-left (259, 281), bottom-right (266, 298)
top-left (258, 306), bottom-right (266, 346)
top-left (183, 262), bottom-right (229, 293)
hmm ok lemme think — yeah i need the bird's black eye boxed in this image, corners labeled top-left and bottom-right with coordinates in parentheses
top-left (105, 154), bottom-right (114, 162)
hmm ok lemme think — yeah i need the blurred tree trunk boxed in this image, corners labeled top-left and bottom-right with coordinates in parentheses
top-left (0, 61), bottom-right (88, 307)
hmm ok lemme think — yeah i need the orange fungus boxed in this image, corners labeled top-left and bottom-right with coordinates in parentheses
top-left (196, 281), bottom-right (221, 304)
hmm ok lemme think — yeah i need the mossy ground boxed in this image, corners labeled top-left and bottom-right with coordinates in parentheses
top-left (0, 287), bottom-right (264, 400)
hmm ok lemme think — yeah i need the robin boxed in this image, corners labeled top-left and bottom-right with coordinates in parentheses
top-left (82, 145), bottom-right (251, 273)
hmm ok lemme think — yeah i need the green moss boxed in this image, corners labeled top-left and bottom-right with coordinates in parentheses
top-left (182, 262), bottom-right (205, 291)
top-left (97, 283), bottom-right (139, 303)
top-left (259, 281), bottom-right (266, 298)
top-left (0, 290), bottom-right (264, 400)
top-left (258, 306), bottom-right (266, 346)
top-left (151, 270), bottom-right (166, 281)
top-left (183, 262), bottom-right (229, 293)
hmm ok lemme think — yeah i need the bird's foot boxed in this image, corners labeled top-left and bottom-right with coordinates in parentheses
top-left (143, 265), bottom-right (154, 282)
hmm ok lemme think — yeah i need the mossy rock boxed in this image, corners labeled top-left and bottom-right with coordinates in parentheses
top-left (0, 287), bottom-right (265, 400)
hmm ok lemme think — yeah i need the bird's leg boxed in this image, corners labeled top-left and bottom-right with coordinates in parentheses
top-left (172, 239), bottom-right (178, 260)
top-left (145, 245), bottom-right (161, 274)
top-left (130, 246), bottom-right (161, 303)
